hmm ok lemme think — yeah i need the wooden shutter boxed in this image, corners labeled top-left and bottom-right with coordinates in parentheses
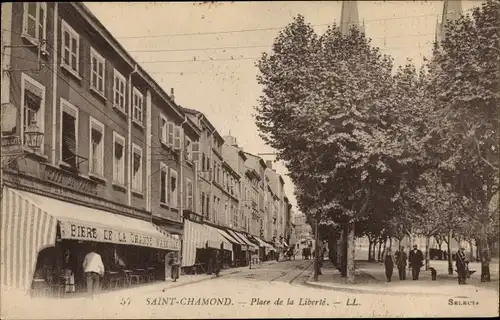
top-left (191, 142), bottom-right (200, 162)
top-left (173, 125), bottom-right (181, 149)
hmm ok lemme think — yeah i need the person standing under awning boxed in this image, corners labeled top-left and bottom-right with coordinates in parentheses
top-left (82, 244), bottom-right (105, 298)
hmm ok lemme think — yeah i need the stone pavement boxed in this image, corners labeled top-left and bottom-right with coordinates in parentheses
top-left (304, 259), bottom-right (500, 297)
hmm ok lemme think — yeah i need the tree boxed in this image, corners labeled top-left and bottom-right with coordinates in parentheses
top-left (255, 16), bottom-right (408, 283)
top-left (426, 0), bottom-right (500, 281)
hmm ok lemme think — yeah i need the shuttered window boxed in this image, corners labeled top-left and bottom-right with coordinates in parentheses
top-left (60, 100), bottom-right (79, 168)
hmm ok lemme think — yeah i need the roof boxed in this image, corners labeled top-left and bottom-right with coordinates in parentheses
top-left (180, 107), bottom-right (224, 143)
top-left (244, 152), bottom-right (267, 169)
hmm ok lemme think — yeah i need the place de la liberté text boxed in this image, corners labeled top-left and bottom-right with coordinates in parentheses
top-left (141, 297), bottom-right (361, 307)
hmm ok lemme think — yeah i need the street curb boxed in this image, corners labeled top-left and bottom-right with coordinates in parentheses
top-left (302, 276), bottom-right (457, 297)
top-left (302, 271), bottom-right (474, 297)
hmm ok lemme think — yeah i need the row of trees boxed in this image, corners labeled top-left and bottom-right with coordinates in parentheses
top-left (255, 0), bottom-right (499, 283)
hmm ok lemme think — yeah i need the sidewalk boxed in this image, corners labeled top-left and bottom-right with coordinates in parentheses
top-left (304, 260), bottom-right (500, 297)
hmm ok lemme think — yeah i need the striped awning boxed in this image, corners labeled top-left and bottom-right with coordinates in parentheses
top-left (181, 219), bottom-right (232, 267)
top-left (1, 187), bottom-right (181, 291)
top-left (252, 236), bottom-right (276, 250)
top-left (227, 230), bottom-right (259, 251)
top-left (215, 228), bottom-right (242, 245)
top-left (1, 187), bottom-right (57, 291)
top-left (12, 189), bottom-right (179, 251)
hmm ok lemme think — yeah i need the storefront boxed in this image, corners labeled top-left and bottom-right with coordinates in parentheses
top-left (0, 187), bottom-right (180, 295)
top-left (181, 219), bottom-right (232, 274)
top-left (249, 236), bottom-right (276, 261)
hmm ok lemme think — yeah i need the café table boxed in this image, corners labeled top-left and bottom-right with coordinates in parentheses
top-left (132, 268), bottom-right (146, 283)
top-left (105, 271), bottom-right (120, 289)
top-left (147, 267), bottom-right (156, 282)
top-left (121, 270), bottom-right (133, 287)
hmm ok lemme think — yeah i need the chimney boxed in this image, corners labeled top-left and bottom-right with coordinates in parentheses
top-left (170, 88), bottom-right (175, 102)
top-left (266, 160), bottom-right (273, 169)
top-left (223, 135), bottom-right (238, 147)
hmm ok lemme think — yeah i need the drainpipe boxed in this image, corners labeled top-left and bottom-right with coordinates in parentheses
top-left (210, 128), bottom-right (216, 223)
top-left (179, 115), bottom-right (187, 222)
top-left (51, 3), bottom-right (58, 165)
top-left (127, 64), bottom-right (138, 206)
top-left (146, 89), bottom-right (152, 212)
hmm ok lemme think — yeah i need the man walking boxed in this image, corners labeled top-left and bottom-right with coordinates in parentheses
top-left (409, 244), bottom-right (424, 280)
top-left (396, 247), bottom-right (407, 280)
top-left (82, 244), bottom-right (105, 298)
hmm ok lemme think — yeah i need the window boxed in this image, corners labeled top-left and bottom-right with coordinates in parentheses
top-left (22, 3), bottom-right (46, 48)
top-left (184, 136), bottom-right (192, 161)
top-left (159, 114), bottom-right (168, 144)
top-left (191, 142), bottom-right (200, 164)
top-left (132, 88), bottom-right (143, 124)
top-left (160, 162), bottom-right (168, 204)
top-left (185, 178), bottom-right (193, 211)
top-left (132, 144), bottom-right (143, 193)
top-left (113, 69), bottom-right (126, 112)
top-left (212, 196), bottom-right (217, 221)
top-left (21, 74), bottom-right (45, 152)
top-left (90, 48), bottom-right (105, 95)
top-left (201, 192), bottom-right (205, 216)
top-left (205, 193), bottom-right (210, 218)
top-left (61, 20), bottom-right (80, 76)
top-left (169, 169), bottom-right (178, 208)
top-left (60, 99), bottom-right (78, 168)
top-left (89, 117), bottom-right (104, 176)
top-left (167, 121), bottom-right (174, 146)
top-left (113, 132), bottom-right (126, 185)
top-left (173, 125), bottom-right (181, 149)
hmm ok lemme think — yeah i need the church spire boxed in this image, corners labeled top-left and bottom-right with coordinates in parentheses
top-left (436, 0), bottom-right (463, 43)
top-left (340, 0), bottom-right (364, 36)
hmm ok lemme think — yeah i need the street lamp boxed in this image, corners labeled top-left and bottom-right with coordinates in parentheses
top-left (24, 120), bottom-right (44, 151)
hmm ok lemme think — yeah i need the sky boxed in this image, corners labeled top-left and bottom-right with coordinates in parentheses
top-left (84, 0), bottom-right (485, 212)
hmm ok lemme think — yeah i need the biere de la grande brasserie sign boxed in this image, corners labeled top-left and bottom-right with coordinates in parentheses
top-left (59, 220), bottom-right (180, 251)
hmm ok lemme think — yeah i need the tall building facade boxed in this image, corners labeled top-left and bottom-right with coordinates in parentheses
top-left (1, 2), bottom-right (295, 294)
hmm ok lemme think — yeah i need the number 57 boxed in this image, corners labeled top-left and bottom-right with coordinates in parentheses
top-left (120, 298), bottom-right (131, 305)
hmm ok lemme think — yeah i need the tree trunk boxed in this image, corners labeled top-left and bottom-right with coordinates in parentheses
top-left (468, 239), bottom-right (474, 262)
top-left (480, 222), bottom-right (491, 282)
top-left (341, 223), bottom-right (348, 277)
top-left (373, 240), bottom-right (378, 261)
top-left (346, 221), bottom-right (356, 284)
top-left (368, 239), bottom-right (373, 261)
top-left (377, 239), bottom-right (383, 262)
top-left (389, 237), bottom-right (393, 250)
top-left (425, 235), bottom-right (431, 270)
top-left (447, 229), bottom-right (453, 275)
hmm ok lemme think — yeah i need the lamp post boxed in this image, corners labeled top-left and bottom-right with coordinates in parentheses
top-left (1, 118), bottom-right (44, 204)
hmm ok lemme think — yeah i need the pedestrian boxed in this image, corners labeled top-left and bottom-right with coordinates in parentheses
top-left (409, 244), bottom-right (424, 280)
top-left (384, 248), bottom-right (394, 282)
top-left (82, 243), bottom-right (105, 298)
top-left (214, 250), bottom-right (222, 277)
top-left (396, 247), bottom-right (407, 280)
top-left (170, 252), bottom-right (180, 282)
top-left (165, 251), bottom-right (175, 280)
top-left (456, 247), bottom-right (468, 285)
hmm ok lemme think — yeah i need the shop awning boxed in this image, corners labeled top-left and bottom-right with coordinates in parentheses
top-left (181, 219), bottom-right (232, 267)
top-left (216, 228), bottom-right (243, 245)
top-left (10, 188), bottom-right (181, 250)
top-left (252, 236), bottom-right (276, 250)
top-left (1, 187), bottom-right (57, 291)
top-left (228, 230), bottom-right (259, 250)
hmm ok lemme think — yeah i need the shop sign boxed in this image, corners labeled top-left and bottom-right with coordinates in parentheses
top-left (42, 164), bottom-right (98, 195)
top-left (59, 221), bottom-right (180, 251)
